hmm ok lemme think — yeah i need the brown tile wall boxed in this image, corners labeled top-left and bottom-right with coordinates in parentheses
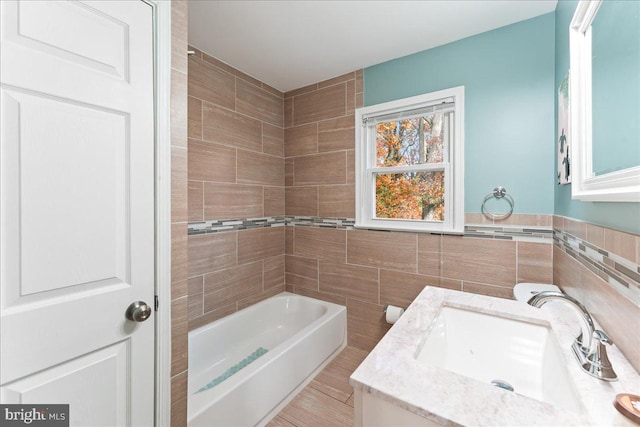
top-left (187, 229), bottom-right (285, 330)
top-left (285, 226), bottom-right (553, 352)
top-left (187, 48), bottom-right (286, 331)
top-left (282, 70), bottom-right (554, 352)
top-left (170, 1), bottom-right (189, 425)
top-left (553, 216), bottom-right (640, 373)
top-left (284, 71), bottom-right (361, 218)
top-left (464, 213), bottom-right (553, 227)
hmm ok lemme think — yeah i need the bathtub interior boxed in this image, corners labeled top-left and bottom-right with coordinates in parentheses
top-left (188, 293), bottom-right (339, 395)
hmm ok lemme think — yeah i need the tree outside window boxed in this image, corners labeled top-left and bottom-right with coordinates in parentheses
top-left (375, 116), bottom-right (446, 221)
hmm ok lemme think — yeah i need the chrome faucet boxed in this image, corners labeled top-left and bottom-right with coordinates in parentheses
top-left (527, 291), bottom-right (617, 381)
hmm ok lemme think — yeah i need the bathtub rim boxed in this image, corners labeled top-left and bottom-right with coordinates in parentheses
top-left (188, 291), bottom-right (340, 349)
top-left (187, 291), bottom-right (347, 423)
top-left (188, 291), bottom-right (344, 379)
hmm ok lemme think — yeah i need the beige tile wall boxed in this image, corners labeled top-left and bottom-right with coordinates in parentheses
top-left (170, 1), bottom-right (189, 425)
top-left (187, 47), bottom-right (286, 331)
top-left (282, 70), bottom-right (554, 352)
top-left (553, 216), bottom-right (640, 373)
top-left (284, 71), bottom-right (361, 218)
top-left (285, 226), bottom-right (553, 352)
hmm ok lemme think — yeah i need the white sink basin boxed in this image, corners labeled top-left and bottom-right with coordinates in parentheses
top-left (415, 305), bottom-right (582, 413)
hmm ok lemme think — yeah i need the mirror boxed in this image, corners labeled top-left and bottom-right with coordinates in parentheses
top-left (569, 0), bottom-right (640, 202)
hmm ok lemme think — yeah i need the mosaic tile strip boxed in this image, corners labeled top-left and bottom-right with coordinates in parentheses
top-left (286, 216), bottom-right (356, 229)
top-left (188, 216), bottom-right (286, 235)
top-left (464, 225), bottom-right (553, 242)
top-left (189, 216), bottom-right (553, 243)
top-left (554, 228), bottom-right (640, 307)
top-left (188, 216), bottom-right (355, 235)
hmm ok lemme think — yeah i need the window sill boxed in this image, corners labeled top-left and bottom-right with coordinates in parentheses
top-left (353, 221), bottom-right (464, 235)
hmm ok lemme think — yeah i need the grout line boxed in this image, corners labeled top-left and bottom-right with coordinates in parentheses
top-left (307, 384), bottom-right (352, 407)
top-left (345, 392), bottom-right (354, 405)
top-left (198, 93), bottom-right (284, 128)
top-left (199, 181), bottom-right (205, 222)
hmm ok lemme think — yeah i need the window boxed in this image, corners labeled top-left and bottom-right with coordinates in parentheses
top-left (355, 86), bottom-right (464, 233)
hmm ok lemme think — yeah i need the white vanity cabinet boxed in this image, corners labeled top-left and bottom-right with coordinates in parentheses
top-left (354, 389), bottom-right (440, 427)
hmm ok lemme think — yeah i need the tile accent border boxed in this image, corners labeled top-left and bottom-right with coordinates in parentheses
top-left (189, 216), bottom-right (552, 242)
top-left (554, 228), bottom-right (640, 307)
top-left (188, 216), bottom-right (286, 235)
top-left (286, 216), bottom-right (356, 229)
top-left (187, 216), bottom-right (353, 235)
top-left (464, 225), bottom-right (552, 242)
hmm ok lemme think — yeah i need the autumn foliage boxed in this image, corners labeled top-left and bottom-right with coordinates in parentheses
top-left (375, 116), bottom-right (445, 221)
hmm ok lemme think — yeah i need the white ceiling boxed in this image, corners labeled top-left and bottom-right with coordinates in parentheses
top-left (188, 1), bottom-right (558, 93)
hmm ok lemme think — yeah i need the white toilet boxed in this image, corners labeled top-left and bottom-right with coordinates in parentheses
top-left (513, 282), bottom-right (562, 302)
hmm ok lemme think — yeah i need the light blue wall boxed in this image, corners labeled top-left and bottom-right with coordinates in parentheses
top-left (364, 13), bottom-right (556, 214)
top-left (554, 0), bottom-right (640, 234)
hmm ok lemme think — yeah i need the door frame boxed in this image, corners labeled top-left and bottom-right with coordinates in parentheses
top-left (144, 1), bottom-right (172, 425)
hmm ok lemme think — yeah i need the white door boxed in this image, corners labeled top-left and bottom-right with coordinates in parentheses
top-left (0, 1), bottom-right (155, 426)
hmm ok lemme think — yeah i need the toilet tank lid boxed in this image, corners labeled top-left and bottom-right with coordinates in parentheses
top-left (514, 282), bottom-right (561, 302)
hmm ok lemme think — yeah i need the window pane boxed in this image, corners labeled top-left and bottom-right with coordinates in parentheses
top-left (375, 171), bottom-right (445, 221)
top-left (375, 113), bottom-right (448, 167)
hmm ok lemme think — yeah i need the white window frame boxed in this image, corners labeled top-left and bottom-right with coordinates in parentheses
top-left (569, 0), bottom-right (640, 202)
top-left (355, 86), bottom-right (465, 234)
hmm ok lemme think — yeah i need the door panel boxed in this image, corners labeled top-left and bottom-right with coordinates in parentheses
top-left (1, 89), bottom-right (129, 296)
top-left (2, 1), bottom-right (129, 80)
top-left (0, 1), bottom-right (155, 425)
top-left (1, 341), bottom-right (129, 426)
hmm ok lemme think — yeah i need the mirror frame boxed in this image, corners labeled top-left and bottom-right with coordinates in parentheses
top-left (569, 0), bottom-right (640, 202)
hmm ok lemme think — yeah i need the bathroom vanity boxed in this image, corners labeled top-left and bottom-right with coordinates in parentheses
top-left (350, 286), bottom-right (640, 426)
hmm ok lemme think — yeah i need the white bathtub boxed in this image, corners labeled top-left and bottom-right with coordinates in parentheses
top-left (187, 292), bottom-right (347, 426)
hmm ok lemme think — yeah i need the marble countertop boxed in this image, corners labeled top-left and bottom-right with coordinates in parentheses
top-left (350, 286), bottom-right (640, 426)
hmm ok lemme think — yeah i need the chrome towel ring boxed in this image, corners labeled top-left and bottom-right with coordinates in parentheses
top-left (481, 186), bottom-right (514, 220)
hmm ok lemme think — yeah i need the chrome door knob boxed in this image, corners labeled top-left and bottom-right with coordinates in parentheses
top-left (125, 301), bottom-right (152, 322)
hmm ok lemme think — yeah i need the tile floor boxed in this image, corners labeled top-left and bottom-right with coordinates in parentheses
top-left (266, 346), bottom-right (369, 427)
